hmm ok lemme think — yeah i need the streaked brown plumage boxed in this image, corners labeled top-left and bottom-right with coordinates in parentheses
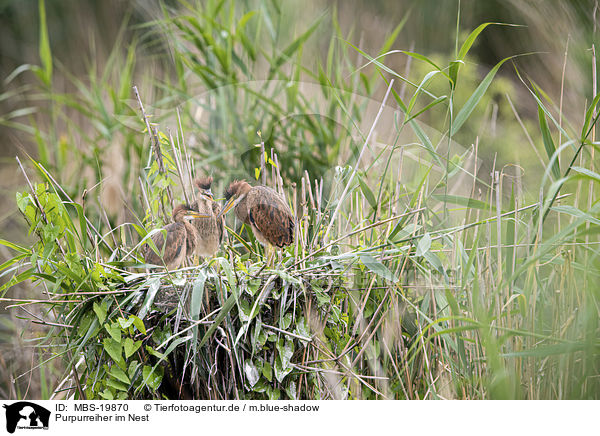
top-left (193, 176), bottom-right (224, 257)
top-left (143, 204), bottom-right (201, 270)
top-left (220, 180), bottom-right (294, 249)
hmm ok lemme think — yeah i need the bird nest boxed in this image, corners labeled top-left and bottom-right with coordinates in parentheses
top-left (62, 255), bottom-right (357, 400)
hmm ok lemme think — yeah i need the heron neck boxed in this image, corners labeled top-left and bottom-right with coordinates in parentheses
top-left (196, 197), bottom-right (213, 213)
top-left (183, 220), bottom-right (199, 252)
top-left (235, 194), bottom-right (250, 224)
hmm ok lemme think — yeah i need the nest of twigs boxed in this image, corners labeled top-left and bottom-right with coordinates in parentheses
top-left (62, 256), bottom-right (364, 400)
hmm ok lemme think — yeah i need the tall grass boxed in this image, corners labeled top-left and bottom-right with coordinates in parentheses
top-left (0, 0), bottom-right (598, 399)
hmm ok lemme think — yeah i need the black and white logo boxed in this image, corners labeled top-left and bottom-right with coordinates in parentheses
top-left (2, 402), bottom-right (50, 433)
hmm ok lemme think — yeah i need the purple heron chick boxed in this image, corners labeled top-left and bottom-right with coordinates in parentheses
top-left (193, 177), bottom-right (224, 257)
top-left (143, 204), bottom-right (202, 270)
top-left (219, 180), bottom-right (294, 257)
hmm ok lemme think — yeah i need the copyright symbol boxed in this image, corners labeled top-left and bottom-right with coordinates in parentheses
top-left (144, 404), bottom-right (152, 411)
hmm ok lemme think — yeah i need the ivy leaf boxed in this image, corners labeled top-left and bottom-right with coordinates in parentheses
top-left (128, 361), bottom-right (140, 380)
top-left (93, 302), bottom-right (106, 325)
top-left (286, 381), bottom-right (297, 400)
top-left (279, 312), bottom-right (293, 330)
top-left (295, 317), bottom-right (311, 345)
top-left (252, 379), bottom-right (268, 393)
top-left (130, 315), bottom-right (146, 335)
top-left (104, 322), bottom-right (122, 343)
top-left (239, 299), bottom-right (251, 322)
top-left (123, 338), bottom-right (142, 359)
top-left (244, 361), bottom-right (260, 388)
top-left (262, 361), bottom-right (273, 382)
top-left (99, 389), bottom-right (114, 400)
top-left (276, 339), bottom-right (294, 368)
top-left (268, 387), bottom-right (281, 400)
top-left (106, 378), bottom-right (128, 392)
top-left (274, 357), bottom-right (292, 383)
top-left (15, 191), bottom-right (31, 213)
top-left (103, 338), bottom-right (123, 365)
top-left (274, 339), bottom-right (294, 383)
top-left (247, 278), bottom-right (262, 296)
top-left (142, 365), bottom-right (163, 391)
top-left (118, 317), bottom-right (134, 330)
top-left (109, 365), bottom-right (130, 385)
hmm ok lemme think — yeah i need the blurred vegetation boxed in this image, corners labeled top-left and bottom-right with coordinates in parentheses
top-left (0, 0), bottom-right (599, 399)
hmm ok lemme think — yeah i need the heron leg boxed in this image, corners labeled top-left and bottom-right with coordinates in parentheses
top-left (265, 245), bottom-right (275, 268)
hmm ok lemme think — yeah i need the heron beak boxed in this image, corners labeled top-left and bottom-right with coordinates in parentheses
top-left (217, 197), bottom-right (236, 219)
top-left (184, 211), bottom-right (211, 221)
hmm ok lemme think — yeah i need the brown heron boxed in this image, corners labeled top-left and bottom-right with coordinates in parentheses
top-left (219, 180), bottom-right (294, 263)
top-left (193, 176), bottom-right (224, 257)
top-left (143, 204), bottom-right (202, 270)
